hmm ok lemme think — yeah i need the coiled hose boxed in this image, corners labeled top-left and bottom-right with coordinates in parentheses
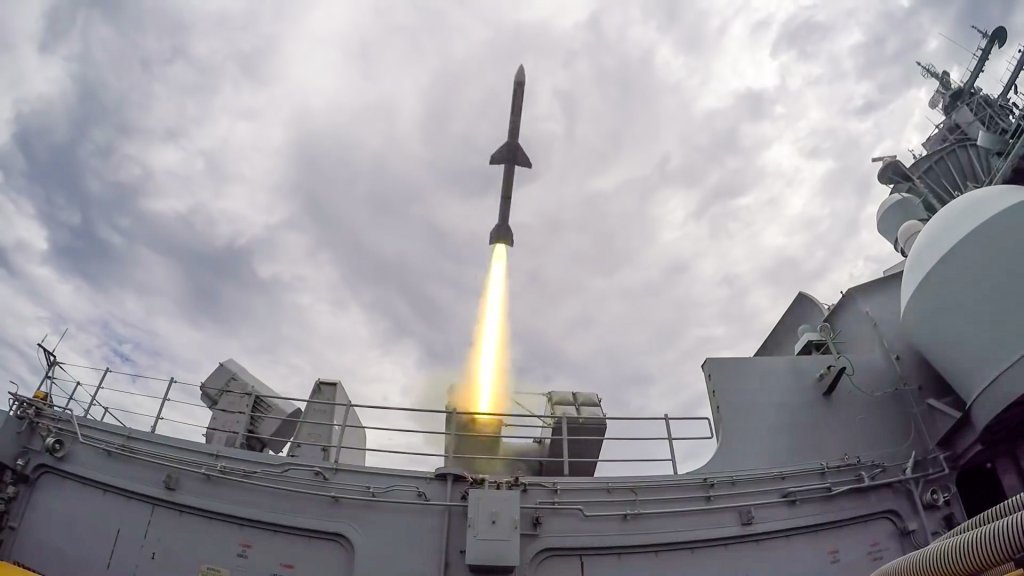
top-left (978, 562), bottom-right (1016, 576)
top-left (936, 494), bottom-right (1024, 544)
top-left (869, 509), bottom-right (1024, 576)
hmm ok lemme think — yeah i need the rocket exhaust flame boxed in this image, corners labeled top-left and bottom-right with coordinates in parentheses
top-left (451, 65), bottom-right (527, 418)
top-left (458, 244), bottom-right (510, 417)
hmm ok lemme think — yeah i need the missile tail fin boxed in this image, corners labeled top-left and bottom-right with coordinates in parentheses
top-left (489, 141), bottom-right (532, 169)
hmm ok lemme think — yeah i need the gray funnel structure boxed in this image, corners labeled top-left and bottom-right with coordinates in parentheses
top-left (946, 26), bottom-right (1007, 112)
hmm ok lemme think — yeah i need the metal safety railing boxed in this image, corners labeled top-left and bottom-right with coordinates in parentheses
top-left (29, 353), bottom-right (715, 476)
top-left (19, 395), bottom-right (952, 527)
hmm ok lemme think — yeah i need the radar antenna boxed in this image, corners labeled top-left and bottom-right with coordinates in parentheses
top-left (916, 61), bottom-right (943, 82)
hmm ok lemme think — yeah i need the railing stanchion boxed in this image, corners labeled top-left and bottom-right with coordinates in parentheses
top-left (445, 407), bottom-right (456, 466)
top-left (561, 415), bottom-right (570, 476)
top-left (664, 414), bottom-right (678, 474)
top-left (150, 377), bottom-right (175, 433)
top-left (333, 402), bottom-right (353, 465)
top-left (64, 381), bottom-right (82, 411)
top-left (84, 367), bottom-right (110, 419)
top-left (438, 407), bottom-right (458, 576)
top-left (19, 365), bottom-right (717, 474)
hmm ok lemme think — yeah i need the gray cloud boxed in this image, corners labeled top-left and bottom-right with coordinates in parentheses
top-left (1, 0), bottom-right (1020, 471)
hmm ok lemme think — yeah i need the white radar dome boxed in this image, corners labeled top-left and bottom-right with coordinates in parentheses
top-left (877, 192), bottom-right (928, 248)
top-left (896, 220), bottom-right (924, 254)
top-left (901, 185), bottom-right (1024, 404)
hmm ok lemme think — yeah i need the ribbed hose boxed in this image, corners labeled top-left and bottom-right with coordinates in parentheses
top-left (870, 510), bottom-right (1024, 576)
top-left (978, 562), bottom-right (1014, 576)
top-left (937, 494), bottom-right (1024, 544)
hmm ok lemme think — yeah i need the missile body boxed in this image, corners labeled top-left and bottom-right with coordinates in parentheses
top-left (488, 65), bottom-right (532, 247)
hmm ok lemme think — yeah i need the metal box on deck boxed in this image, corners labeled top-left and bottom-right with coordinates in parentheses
top-left (465, 489), bottom-right (520, 573)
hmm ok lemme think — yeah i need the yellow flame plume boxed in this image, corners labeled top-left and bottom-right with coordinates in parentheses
top-left (458, 244), bottom-right (510, 416)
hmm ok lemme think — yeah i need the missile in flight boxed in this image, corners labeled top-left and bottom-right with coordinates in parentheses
top-left (488, 64), bottom-right (532, 247)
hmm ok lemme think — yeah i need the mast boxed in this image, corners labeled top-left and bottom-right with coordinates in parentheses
top-left (960, 25), bottom-right (1008, 96)
top-left (997, 44), bottom-right (1024, 103)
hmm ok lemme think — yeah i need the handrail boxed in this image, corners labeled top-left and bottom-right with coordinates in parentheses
top-left (48, 375), bottom-right (126, 427)
top-left (35, 356), bottom-right (715, 476)
top-left (17, 399), bottom-right (952, 522)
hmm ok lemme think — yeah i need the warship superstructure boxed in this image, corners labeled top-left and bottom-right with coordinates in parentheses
top-left (4, 22), bottom-right (1024, 576)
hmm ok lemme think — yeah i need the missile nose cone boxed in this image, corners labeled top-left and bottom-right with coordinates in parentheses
top-left (515, 64), bottom-right (526, 84)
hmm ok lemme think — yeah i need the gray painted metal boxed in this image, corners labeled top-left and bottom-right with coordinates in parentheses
top-left (907, 141), bottom-right (994, 213)
top-left (541, 391), bottom-right (606, 477)
top-left (288, 379), bottom-right (366, 466)
top-left (466, 489), bottom-right (520, 572)
top-left (531, 518), bottom-right (904, 576)
top-left (0, 402), bottom-right (946, 575)
top-left (202, 359), bottom-right (302, 454)
top-left (876, 193), bottom-right (928, 248)
top-left (955, 26), bottom-right (1007, 103)
top-left (9, 474), bottom-right (353, 575)
top-left (997, 45), bottom-right (1024, 103)
top-left (754, 291), bottom-right (828, 357)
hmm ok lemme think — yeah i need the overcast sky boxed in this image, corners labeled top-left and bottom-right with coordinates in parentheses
top-left (2, 1), bottom-right (1021, 473)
